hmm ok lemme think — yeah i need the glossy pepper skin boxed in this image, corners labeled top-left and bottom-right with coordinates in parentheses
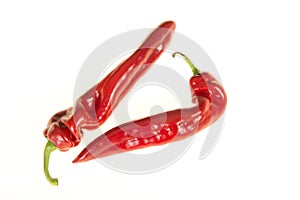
top-left (43, 21), bottom-right (176, 185)
top-left (73, 53), bottom-right (227, 163)
top-left (43, 21), bottom-right (176, 151)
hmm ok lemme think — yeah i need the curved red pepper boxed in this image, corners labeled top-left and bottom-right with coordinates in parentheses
top-left (73, 52), bottom-right (227, 163)
top-left (44, 21), bottom-right (176, 151)
top-left (43, 21), bottom-right (176, 185)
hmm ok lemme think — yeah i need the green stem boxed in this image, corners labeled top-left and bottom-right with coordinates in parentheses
top-left (172, 52), bottom-right (201, 75)
top-left (44, 141), bottom-right (58, 186)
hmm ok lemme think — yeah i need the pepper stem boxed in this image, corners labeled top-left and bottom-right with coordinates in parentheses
top-left (44, 141), bottom-right (58, 186)
top-left (172, 52), bottom-right (201, 75)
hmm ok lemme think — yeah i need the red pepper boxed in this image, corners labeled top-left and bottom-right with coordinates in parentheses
top-left (72, 52), bottom-right (227, 163)
top-left (43, 21), bottom-right (176, 185)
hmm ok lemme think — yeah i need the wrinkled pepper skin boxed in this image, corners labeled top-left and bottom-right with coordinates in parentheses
top-left (73, 71), bottom-right (227, 163)
top-left (43, 21), bottom-right (176, 151)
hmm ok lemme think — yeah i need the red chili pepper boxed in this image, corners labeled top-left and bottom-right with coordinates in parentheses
top-left (72, 52), bottom-right (227, 163)
top-left (43, 21), bottom-right (176, 186)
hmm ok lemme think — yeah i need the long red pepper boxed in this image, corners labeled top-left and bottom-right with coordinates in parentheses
top-left (72, 52), bottom-right (227, 163)
top-left (43, 21), bottom-right (176, 185)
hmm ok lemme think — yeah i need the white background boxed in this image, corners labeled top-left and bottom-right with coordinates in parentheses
top-left (1, 0), bottom-right (299, 199)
